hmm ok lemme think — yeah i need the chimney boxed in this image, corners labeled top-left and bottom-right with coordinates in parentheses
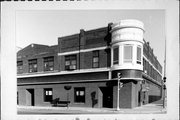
top-left (80, 29), bottom-right (85, 49)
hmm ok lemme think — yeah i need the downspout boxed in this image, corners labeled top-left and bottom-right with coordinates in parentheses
top-left (79, 31), bottom-right (81, 70)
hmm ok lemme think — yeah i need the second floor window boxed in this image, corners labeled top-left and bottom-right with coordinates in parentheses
top-left (124, 45), bottom-right (133, 63)
top-left (113, 47), bottom-right (119, 65)
top-left (137, 46), bottom-right (142, 64)
top-left (44, 57), bottom-right (54, 71)
top-left (92, 51), bottom-right (99, 68)
top-left (65, 55), bottom-right (77, 70)
top-left (28, 59), bottom-right (37, 73)
top-left (17, 61), bottom-right (23, 73)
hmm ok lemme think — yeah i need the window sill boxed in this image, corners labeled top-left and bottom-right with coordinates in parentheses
top-left (74, 102), bottom-right (85, 104)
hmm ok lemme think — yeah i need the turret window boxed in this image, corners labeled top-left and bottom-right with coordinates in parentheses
top-left (113, 47), bottom-right (119, 65)
top-left (124, 45), bottom-right (133, 63)
top-left (137, 46), bottom-right (142, 64)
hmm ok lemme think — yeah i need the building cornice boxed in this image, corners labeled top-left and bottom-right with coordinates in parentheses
top-left (58, 46), bottom-right (109, 56)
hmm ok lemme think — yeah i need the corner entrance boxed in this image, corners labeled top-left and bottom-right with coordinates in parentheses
top-left (100, 87), bottom-right (113, 108)
top-left (26, 89), bottom-right (35, 106)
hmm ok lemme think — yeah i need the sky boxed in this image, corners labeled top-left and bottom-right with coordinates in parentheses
top-left (16, 10), bottom-right (165, 66)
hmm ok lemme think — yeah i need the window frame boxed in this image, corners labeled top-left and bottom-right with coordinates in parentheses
top-left (124, 45), bottom-right (133, 63)
top-left (17, 61), bottom-right (23, 73)
top-left (113, 46), bottom-right (119, 65)
top-left (44, 88), bottom-right (53, 102)
top-left (74, 87), bottom-right (85, 103)
top-left (28, 59), bottom-right (37, 73)
top-left (65, 55), bottom-right (77, 70)
top-left (44, 56), bottom-right (54, 71)
top-left (92, 50), bottom-right (99, 68)
top-left (137, 46), bottom-right (142, 64)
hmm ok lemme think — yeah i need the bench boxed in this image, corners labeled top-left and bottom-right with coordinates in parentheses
top-left (51, 98), bottom-right (70, 107)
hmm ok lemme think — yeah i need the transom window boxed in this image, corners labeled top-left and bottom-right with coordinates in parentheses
top-left (74, 87), bottom-right (85, 103)
top-left (65, 55), bottom-right (77, 70)
top-left (92, 51), bottom-right (99, 68)
top-left (28, 59), bottom-right (37, 73)
top-left (124, 45), bottom-right (133, 63)
top-left (17, 61), bottom-right (23, 73)
top-left (44, 88), bottom-right (53, 102)
top-left (113, 47), bottom-right (119, 65)
top-left (44, 56), bottom-right (54, 71)
top-left (137, 46), bottom-right (142, 64)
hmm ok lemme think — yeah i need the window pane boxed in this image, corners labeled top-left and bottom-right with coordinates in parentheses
top-left (137, 46), bottom-right (141, 64)
top-left (65, 61), bottom-right (70, 65)
top-left (113, 47), bottom-right (119, 64)
top-left (93, 51), bottom-right (99, 57)
top-left (65, 55), bottom-right (77, 70)
top-left (71, 60), bottom-right (76, 65)
top-left (17, 61), bottom-right (23, 66)
top-left (93, 62), bottom-right (99, 68)
top-left (124, 45), bottom-right (133, 62)
top-left (93, 57), bottom-right (99, 62)
top-left (49, 91), bottom-right (52, 95)
top-left (80, 91), bottom-right (84, 96)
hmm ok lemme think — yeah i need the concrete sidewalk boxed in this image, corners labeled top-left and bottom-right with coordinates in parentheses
top-left (17, 102), bottom-right (167, 114)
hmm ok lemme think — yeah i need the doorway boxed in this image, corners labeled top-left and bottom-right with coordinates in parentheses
top-left (100, 87), bottom-right (113, 108)
top-left (26, 89), bottom-right (35, 106)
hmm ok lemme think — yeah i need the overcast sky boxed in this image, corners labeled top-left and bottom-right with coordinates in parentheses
top-left (16, 10), bottom-right (165, 66)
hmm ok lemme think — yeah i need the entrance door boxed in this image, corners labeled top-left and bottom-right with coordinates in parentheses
top-left (100, 87), bottom-right (113, 108)
top-left (26, 89), bottom-right (35, 106)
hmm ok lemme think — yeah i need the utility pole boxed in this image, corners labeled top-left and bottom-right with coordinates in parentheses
top-left (163, 38), bottom-right (167, 108)
top-left (117, 73), bottom-right (123, 111)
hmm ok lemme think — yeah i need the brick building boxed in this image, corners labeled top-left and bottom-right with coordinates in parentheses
top-left (17, 19), bottom-right (163, 108)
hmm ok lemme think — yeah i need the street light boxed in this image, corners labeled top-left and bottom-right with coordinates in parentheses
top-left (117, 73), bottom-right (123, 111)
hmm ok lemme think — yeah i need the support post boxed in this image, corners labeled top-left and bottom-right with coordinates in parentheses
top-left (117, 73), bottom-right (122, 111)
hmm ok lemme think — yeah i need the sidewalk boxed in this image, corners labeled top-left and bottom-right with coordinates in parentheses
top-left (17, 100), bottom-right (167, 114)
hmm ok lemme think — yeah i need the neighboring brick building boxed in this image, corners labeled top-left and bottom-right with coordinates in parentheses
top-left (17, 19), bottom-right (163, 108)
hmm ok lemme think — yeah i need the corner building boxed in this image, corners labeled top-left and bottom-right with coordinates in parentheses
top-left (17, 19), bottom-right (163, 108)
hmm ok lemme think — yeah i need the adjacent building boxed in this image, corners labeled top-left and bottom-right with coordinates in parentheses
top-left (17, 19), bottom-right (163, 108)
